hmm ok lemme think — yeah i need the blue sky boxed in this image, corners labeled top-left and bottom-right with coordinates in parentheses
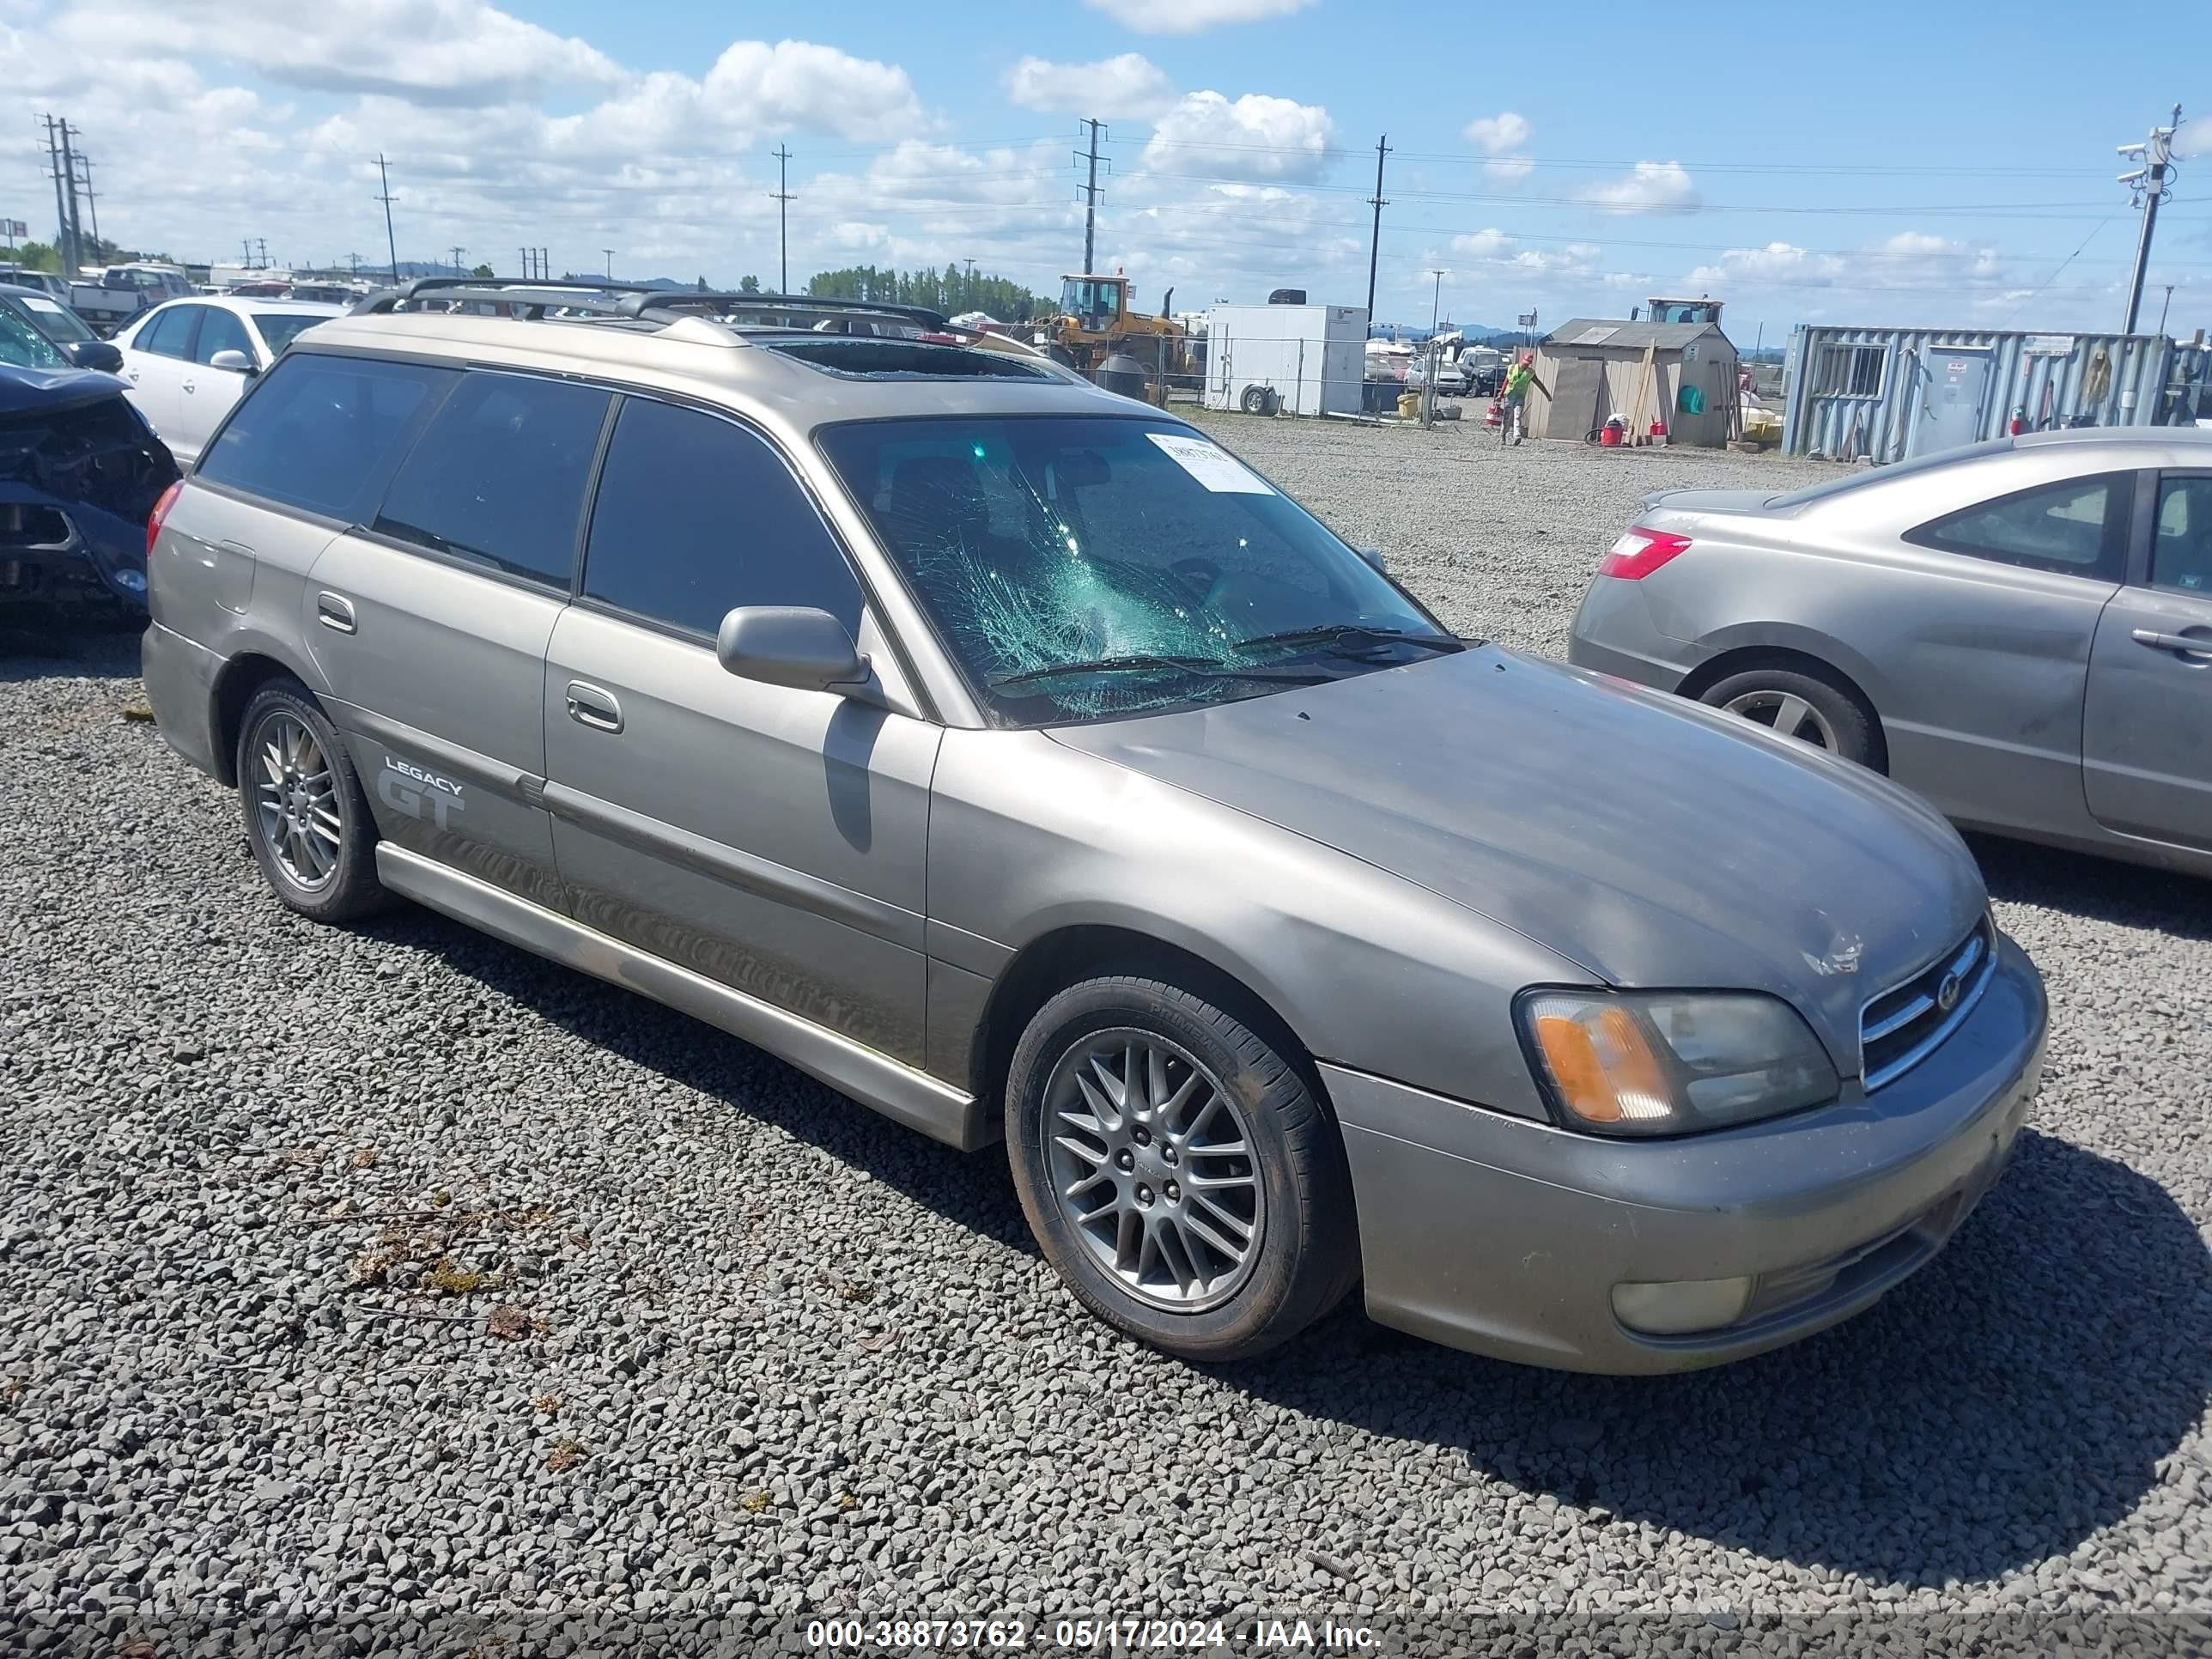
top-left (5, 0), bottom-right (2207, 337)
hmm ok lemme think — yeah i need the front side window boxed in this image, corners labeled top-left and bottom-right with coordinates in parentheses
top-left (198, 352), bottom-right (454, 519)
top-left (373, 371), bottom-right (610, 587)
top-left (0, 304), bottom-right (67, 369)
top-left (583, 398), bottom-right (862, 640)
top-left (2152, 476), bottom-right (2212, 595)
top-left (818, 416), bottom-right (1455, 724)
top-left (137, 305), bottom-right (197, 360)
top-left (192, 307), bottom-right (252, 366)
top-left (1905, 471), bottom-right (2129, 578)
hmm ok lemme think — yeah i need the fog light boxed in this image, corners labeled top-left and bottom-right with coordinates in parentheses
top-left (1611, 1275), bottom-right (1756, 1335)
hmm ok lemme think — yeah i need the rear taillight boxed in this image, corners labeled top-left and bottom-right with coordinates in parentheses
top-left (146, 480), bottom-right (183, 561)
top-left (1599, 526), bottom-right (1692, 579)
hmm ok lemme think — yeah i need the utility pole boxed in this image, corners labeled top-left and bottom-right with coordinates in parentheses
top-left (1076, 119), bottom-right (1106, 274)
top-left (963, 256), bottom-right (976, 310)
top-left (375, 153), bottom-right (400, 285)
top-left (41, 118), bottom-right (74, 277)
top-left (52, 118), bottom-right (86, 279)
top-left (72, 151), bottom-right (98, 252)
top-left (770, 145), bottom-right (795, 294)
top-left (2158, 284), bottom-right (2176, 337)
top-left (242, 237), bottom-right (254, 269)
top-left (602, 247), bottom-right (614, 282)
top-left (2118, 105), bottom-right (2183, 334)
top-left (1364, 134), bottom-right (1391, 327)
top-left (1422, 268), bottom-right (1446, 429)
top-left (256, 236), bottom-right (269, 270)
top-left (347, 252), bottom-right (361, 279)
top-left (448, 244), bottom-right (465, 276)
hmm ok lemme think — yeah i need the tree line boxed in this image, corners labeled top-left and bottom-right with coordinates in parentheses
top-left (805, 264), bottom-right (1049, 320)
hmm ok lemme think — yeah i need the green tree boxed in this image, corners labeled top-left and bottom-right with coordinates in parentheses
top-left (738, 274), bottom-right (760, 293)
top-left (470, 263), bottom-right (495, 278)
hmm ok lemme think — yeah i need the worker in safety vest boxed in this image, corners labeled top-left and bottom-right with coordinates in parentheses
top-left (1501, 354), bottom-right (1536, 445)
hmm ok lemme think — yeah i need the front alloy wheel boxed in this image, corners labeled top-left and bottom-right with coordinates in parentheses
top-left (1044, 1031), bottom-right (1264, 1314)
top-left (1006, 975), bottom-right (1358, 1362)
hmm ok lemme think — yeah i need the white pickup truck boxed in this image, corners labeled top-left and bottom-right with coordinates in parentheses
top-left (68, 264), bottom-right (194, 337)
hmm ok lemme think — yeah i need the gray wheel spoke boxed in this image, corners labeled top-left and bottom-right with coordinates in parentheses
top-left (252, 711), bottom-right (343, 890)
top-left (1772, 694), bottom-right (1810, 736)
top-left (1042, 1027), bottom-right (1266, 1315)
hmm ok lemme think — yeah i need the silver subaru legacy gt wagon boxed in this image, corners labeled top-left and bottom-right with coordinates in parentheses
top-left (142, 282), bottom-right (2046, 1374)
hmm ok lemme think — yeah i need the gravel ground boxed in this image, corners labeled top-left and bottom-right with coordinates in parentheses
top-left (3, 423), bottom-right (2209, 1657)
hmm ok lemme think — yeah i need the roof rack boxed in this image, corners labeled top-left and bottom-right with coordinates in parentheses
top-left (349, 277), bottom-right (961, 337)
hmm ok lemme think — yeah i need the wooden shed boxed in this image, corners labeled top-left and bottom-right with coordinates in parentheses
top-left (1526, 318), bottom-right (1740, 447)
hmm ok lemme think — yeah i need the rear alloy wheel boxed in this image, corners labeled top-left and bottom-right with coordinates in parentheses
top-left (1006, 976), bottom-right (1358, 1362)
top-left (1698, 666), bottom-right (1879, 769)
top-left (236, 679), bottom-right (387, 923)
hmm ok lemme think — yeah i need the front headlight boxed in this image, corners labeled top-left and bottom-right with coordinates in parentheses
top-left (1516, 989), bottom-right (1838, 1136)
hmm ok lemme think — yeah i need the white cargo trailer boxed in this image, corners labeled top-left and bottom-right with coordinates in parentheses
top-left (1203, 302), bottom-right (1368, 417)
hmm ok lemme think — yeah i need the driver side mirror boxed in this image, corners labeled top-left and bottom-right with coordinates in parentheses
top-left (207, 349), bottom-right (257, 375)
top-left (715, 605), bottom-right (876, 701)
top-left (68, 339), bottom-right (124, 374)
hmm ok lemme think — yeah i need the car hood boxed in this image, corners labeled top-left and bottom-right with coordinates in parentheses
top-left (1047, 644), bottom-right (1985, 1072)
top-left (0, 363), bottom-right (128, 416)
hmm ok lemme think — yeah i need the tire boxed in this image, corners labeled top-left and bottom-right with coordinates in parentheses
top-left (1006, 975), bottom-right (1358, 1362)
top-left (234, 678), bottom-right (388, 923)
top-left (1239, 384), bottom-right (1272, 416)
top-left (1696, 665), bottom-right (1881, 769)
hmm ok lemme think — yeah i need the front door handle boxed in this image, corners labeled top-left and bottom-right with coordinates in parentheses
top-left (2130, 627), bottom-right (2212, 659)
top-left (315, 592), bottom-right (356, 634)
top-left (566, 681), bottom-right (623, 732)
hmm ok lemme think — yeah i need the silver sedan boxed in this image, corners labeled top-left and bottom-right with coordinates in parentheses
top-left (1569, 427), bottom-right (2212, 878)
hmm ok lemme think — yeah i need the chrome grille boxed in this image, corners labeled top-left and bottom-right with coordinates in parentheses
top-left (1860, 917), bottom-right (1996, 1090)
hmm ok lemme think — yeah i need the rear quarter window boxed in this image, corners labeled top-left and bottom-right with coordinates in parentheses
top-left (1902, 470), bottom-right (2132, 580)
top-left (194, 352), bottom-right (455, 521)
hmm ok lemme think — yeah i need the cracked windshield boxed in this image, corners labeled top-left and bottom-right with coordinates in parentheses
top-left (820, 416), bottom-right (1457, 723)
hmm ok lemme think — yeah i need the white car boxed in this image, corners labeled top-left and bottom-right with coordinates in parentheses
top-left (112, 297), bottom-right (345, 465)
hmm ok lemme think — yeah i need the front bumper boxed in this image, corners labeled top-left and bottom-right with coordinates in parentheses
top-left (1565, 575), bottom-right (1701, 690)
top-left (1328, 933), bottom-right (2046, 1374)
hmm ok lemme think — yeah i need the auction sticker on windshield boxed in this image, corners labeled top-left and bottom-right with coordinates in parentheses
top-left (1146, 432), bottom-right (1275, 495)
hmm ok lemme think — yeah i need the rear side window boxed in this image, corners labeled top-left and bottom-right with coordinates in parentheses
top-left (1904, 471), bottom-right (2130, 578)
top-left (138, 305), bottom-right (196, 359)
top-left (197, 352), bottom-right (453, 520)
top-left (373, 372), bottom-right (611, 588)
top-left (581, 398), bottom-right (862, 637)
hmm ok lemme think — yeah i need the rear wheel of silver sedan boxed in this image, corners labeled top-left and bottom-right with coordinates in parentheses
top-left (1698, 666), bottom-right (1880, 769)
top-left (1006, 976), bottom-right (1359, 1362)
top-left (236, 679), bottom-right (387, 924)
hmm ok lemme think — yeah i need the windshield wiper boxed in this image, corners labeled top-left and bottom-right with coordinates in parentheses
top-left (1228, 623), bottom-right (1462, 658)
top-left (988, 654), bottom-right (1329, 691)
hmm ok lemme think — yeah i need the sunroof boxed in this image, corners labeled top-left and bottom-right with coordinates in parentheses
top-left (762, 337), bottom-right (1060, 381)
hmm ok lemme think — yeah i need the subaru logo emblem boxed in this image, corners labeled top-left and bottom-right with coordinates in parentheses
top-left (1936, 971), bottom-right (1963, 1013)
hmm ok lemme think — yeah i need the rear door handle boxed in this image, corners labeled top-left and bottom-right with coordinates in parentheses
top-left (315, 592), bottom-right (356, 634)
top-left (2130, 627), bottom-right (2212, 658)
top-left (565, 681), bottom-right (623, 732)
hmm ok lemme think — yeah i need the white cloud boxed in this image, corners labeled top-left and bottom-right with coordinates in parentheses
top-left (1462, 112), bottom-right (1529, 155)
top-left (52, 0), bottom-right (621, 106)
top-left (1142, 91), bottom-right (1335, 181)
top-left (1583, 161), bottom-right (1700, 214)
top-left (1683, 232), bottom-right (2007, 294)
top-left (1451, 228), bottom-right (1512, 258)
top-left (701, 41), bottom-right (923, 142)
top-left (1484, 155), bottom-right (1534, 181)
top-left (1006, 52), bottom-right (1174, 118)
top-left (1085, 0), bottom-right (1316, 33)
